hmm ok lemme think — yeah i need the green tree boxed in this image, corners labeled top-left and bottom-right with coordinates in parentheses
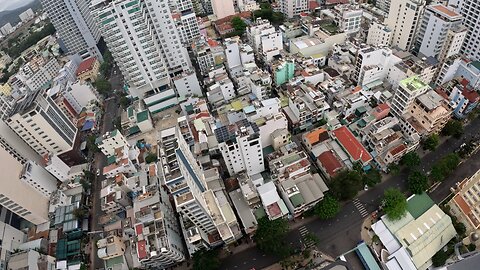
top-left (400, 152), bottom-right (421, 167)
top-left (314, 195), bottom-right (340, 220)
top-left (94, 78), bottom-right (112, 97)
top-left (254, 217), bottom-right (291, 259)
top-left (387, 163), bottom-right (400, 175)
top-left (432, 249), bottom-right (448, 267)
top-left (430, 164), bottom-right (445, 182)
top-left (423, 133), bottom-right (440, 151)
top-left (99, 50), bottom-right (114, 78)
top-left (383, 188), bottom-right (407, 221)
top-left (119, 96), bottom-right (131, 109)
top-left (442, 120), bottom-right (464, 138)
top-left (72, 208), bottom-right (88, 220)
top-left (430, 153), bottom-right (460, 182)
top-left (192, 249), bottom-right (220, 270)
top-left (329, 170), bottom-right (363, 201)
top-left (231, 17), bottom-right (247, 32)
top-left (86, 135), bottom-right (99, 153)
top-left (363, 168), bottom-right (382, 187)
top-left (145, 152), bottom-right (158, 163)
top-left (407, 171), bottom-right (429, 194)
top-left (5, 23), bottom-right (56, 59)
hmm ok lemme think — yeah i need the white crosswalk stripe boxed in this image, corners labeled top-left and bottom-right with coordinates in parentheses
top-left (299, 226), bottom-right (308, 236)
top-left (353, 198), bottom-right (369, 217)
top-left (299, 226), bottom-right (316, 248)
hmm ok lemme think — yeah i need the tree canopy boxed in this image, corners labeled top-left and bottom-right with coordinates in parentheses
top-left (383, 188), bottom-right (407, 221)
top-left (253, 3), bottom-right (285, 24)
top-left (192, 249), bottom-right (220, 270)
top-left (5, 23), bottom-right (55, 59)
top-left (94, 78), bottom-right (112, 97)
top-left (363, 168), bottom-right (382, 187)
top-left (329, 170), bottom-right (363, 201)
top-left (387, 163), bottom-right (400, 175)
top-left (254, 217), bottom-right (291, 259)
top-left (400, 152), bottom-right (421, 167)
top-left (145, 152), bottom-right (158, 164)
top-left (442, 120), bottom-right (464, 139)
top-left (407, 171), bottom-right (429, 194)
top-left (314, 195), bottom-right (340, 220)
top-left (423, 133), bottom-right (440, 151)
top-left (99, 49), bottom-right (114, 78)
top-left (429, 153), bottom-right (460, 182)
top-left (431, 249), bottom-right (448, 267)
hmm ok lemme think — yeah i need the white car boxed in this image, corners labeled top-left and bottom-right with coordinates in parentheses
top-left (96, 169), bottom-right (100, 176)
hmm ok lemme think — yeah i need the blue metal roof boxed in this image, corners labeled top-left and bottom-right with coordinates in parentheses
top-left (81, 120), bottom-right (95, 131)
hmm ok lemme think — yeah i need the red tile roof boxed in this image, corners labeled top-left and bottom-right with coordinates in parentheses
top-left (135, 224), bottom-right (143, 235)
top-left (137, 240), bottom-right (147, 260)
top-left (463, 89), bottom-right (480, 103)
top-left (309, 1), bottom-right (319, 10)
top-left (431, 4), bottom-right (459, 18)
top-left (332, 126), bottom-right (372, 164)
top-left (304, 128), bottom-right (328, 145)
top-left (377, 103), bottom-right (389, 111)
top-left (389, 144), bottom-right (407, 156)
top-left (317, 151), bottom-right (342, 177)
top-left (76, 57), bottom-right (97, 76)
top-left (207, 38), bottom-right (219, 47)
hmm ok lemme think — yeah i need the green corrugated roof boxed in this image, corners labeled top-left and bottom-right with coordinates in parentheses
top-left (107, 155), bottom-right (116, 165)
top-left (356, 242), bottom-right (381, 270)
top-left (290, 193), bottom-right (305, 207)
top-left (407, 193), bottom-right (435, 219)
top-left (136, 110), bottom-right (149, 122)
top-left (262, 146), bottom-right (275, 157)
top-left (106, 256), bottom-right (124, 267)
top-left (127, 106), bottom-right (134, 118)
top-left (471, 61), bottom-right (480, 71)
top-left (254, 207), bottom-right (266, 219)
top-left (129, 125), bottom-right (140, 135)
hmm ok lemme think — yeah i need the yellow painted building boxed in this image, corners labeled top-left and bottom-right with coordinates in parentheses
top-left (0, 83), bottom-right (12, 96)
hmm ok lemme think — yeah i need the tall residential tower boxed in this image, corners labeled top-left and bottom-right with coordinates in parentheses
top-left (40, 0), bottom-right (102, 59)
top-left (385, 0), bottom-right (426, 51)
top-left (92, 0), bottom-right (199, 113)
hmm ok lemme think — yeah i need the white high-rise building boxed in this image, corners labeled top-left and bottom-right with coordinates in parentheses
top-left (6, 91), bottom-right (78, 156)
top-left (247, 19), bottom-right (283, 62)
top-left (366, 22), bottom-right (393, 47)
top-left (391, 76), bottom-right (431, 117)
top-left (385, 0), bottom-right (426, 51)
top-left (352, 46), bottom-right (401, 87)
top-left (376, 0), bottom-right (391, 13)
top-left (171, 0), bottom-right (201, 45)
top-left (159, 128), bottom-right (219, 252)
top-left (279, 0), bottom-right (308, 18)
top-left (216, 119), bottom-right (265, 176)
top-left (0, 122), bottom-right (52, 225)
top-left (448, 0), bottom-right (480, 61)
top-left (211, 0), bottom-right (235, 20)
top-left (40, 0), bottom-right (101, 59)
top-left (19, 8), bottom-right (35, 23)
top-left (415, 4), bottom-right (465, 59)
top-left (0, 221), bottom-right (26, 269)
top-left (92, 0), bottom-right (197, 113)
top-left (132, 169), bottom-right (186, 268)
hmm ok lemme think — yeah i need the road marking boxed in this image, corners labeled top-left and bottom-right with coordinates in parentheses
top-left (353, 198), bottom-right (369, 217)
top-left (299, 226), bottom-right (308, 236)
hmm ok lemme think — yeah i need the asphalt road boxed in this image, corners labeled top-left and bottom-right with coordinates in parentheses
top-left (220, 116), bottom-right (480, 270)
top-left (89, 66), bottom-right (123, 270)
